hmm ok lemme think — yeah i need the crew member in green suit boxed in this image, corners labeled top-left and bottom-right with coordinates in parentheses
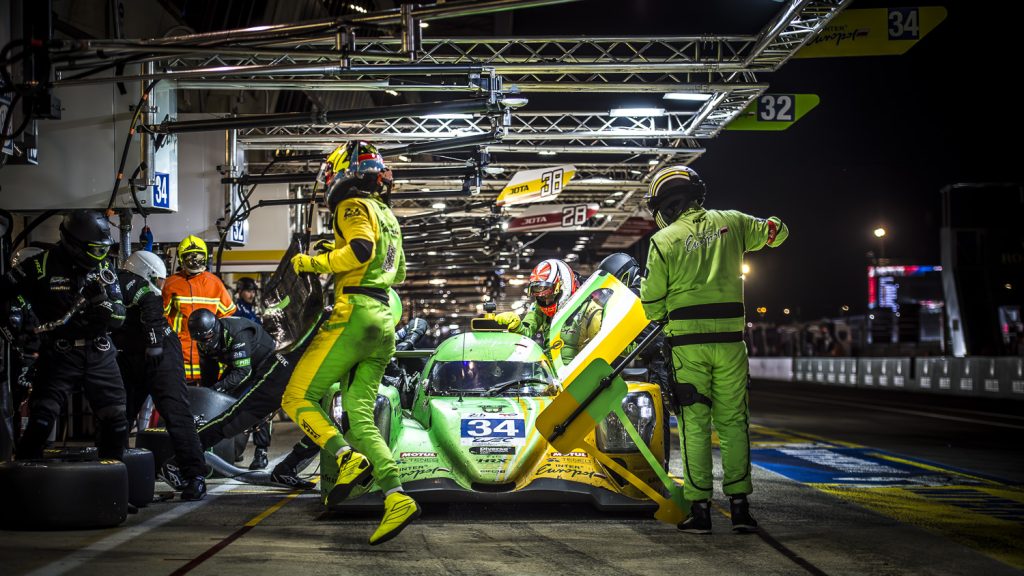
top-left (281, 141), bottom-right (419, 545)
top-left (640, 165), bottom-right (788, 534)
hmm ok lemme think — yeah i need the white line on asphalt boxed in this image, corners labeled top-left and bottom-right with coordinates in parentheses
top-left (756, 391), bottom-right (1024, 430)
top-left (24, 455), bottom-right (291, 576)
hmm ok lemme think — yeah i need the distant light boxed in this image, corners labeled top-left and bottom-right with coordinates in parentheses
top-left (429, 278), bottom-right (446, 285)
top-left (869, 314), bottom-right (876, 320)
top-left (663, 92), bottom-right (713, 102)
top-left (1006, 283), bottom-right (1013, 290)
top-left (482, 294), bottom-right (491, 302)
top-left (432, 202), bottom-right (446, 210)
top-left (741, 263), bottom-right (751, 275)
top-left (841, 305), bottom-right (850, 312)
top-left (747, 322), bottom-right (753, 328)
top-left (420, 21), bottom-right (429, 28)
top-left (385, 89), bottom-right (399, 96)
top-left (756, 306), bottom-right (767, 314)
top-left (609, 107), bottom-right (666, 117)
top-left (538, 150), bottom-right (557, 156)
top-left (348, 3), bottom-right (367, 13)
top-left (604, 198), bottom-right (616, 205)
top-left (874, 227), bottom-right (887, 238)
top-left (448, 324), bottom-right (459, 330)
top-left (427, 251), bottom-right (437, 256)
top-left (611, 191), bottom-right (624, 197)
top-left (440, 299), bottom-right (446, 304)
top-left (629, 170), bottom-right (642, 176)
top-left (421, 188), bottom-right (431, 192)
top-left (648, 159), bottom-right (659, 165)
top-left (422, 113), bottom-right (473, 120)
top-left (501, 221), bottom-right (509, 230)
top-left (783, 308), bottom-right (791, 315)
top-left (397, 155), bottom-right (411, 162)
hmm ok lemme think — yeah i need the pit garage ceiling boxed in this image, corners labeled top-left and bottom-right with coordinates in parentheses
top-left (33, 0), bottom-right (849, 321)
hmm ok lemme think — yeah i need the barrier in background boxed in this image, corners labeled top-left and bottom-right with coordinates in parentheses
top-left (752, 356), bottom-right (1024, 399)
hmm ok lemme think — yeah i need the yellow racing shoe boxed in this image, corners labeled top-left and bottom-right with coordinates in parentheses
top-left (325, 450), bottom-right (373, 507)
top-left (369, 491), bottom-right (421, 545)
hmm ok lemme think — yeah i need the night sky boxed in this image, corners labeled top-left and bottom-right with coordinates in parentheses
top-left (515, 0), bottom-right (1023, 321)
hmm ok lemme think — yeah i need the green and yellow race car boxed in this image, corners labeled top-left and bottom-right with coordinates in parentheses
top-left (319, 276), bottom-right (672, 511)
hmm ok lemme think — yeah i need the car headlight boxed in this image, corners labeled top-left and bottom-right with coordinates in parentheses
top-left (596, 392), bottom-right (656, 453)
top-left (330, 391), bottom-right (391, 442)
top-left (373, 394), bottom-right (392, 442)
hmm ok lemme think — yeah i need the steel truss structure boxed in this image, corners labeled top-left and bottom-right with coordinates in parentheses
top-left (46, 0), bottom-right (851, 318)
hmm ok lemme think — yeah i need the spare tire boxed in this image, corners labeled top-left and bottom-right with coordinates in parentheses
top-left (0, 459), bottom-right (128, 530)
top-left (42, 447), bottom-right (155, 508)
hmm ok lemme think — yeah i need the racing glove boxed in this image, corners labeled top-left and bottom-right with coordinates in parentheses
top-left (82, 281), bottom-right (109, 306)
top-left (313, 239), bottom-right (335, 253)
top-left (291, 253), bottom-right (316, 274)
top-left (494, 312), bottom-right (522, 331)
top-left (144, 346), bottom-right (164, 368)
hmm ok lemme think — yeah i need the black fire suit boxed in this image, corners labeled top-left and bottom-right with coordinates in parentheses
top-left (113, 270), bottom-right (206, 480)
top-left (1, 248), bottom-right (128, 460)
top-left (196, 316), bottom-right (317, 464)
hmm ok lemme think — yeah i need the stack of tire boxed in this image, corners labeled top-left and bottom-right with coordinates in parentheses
top-left (0, 447), bottom-right (154, 530)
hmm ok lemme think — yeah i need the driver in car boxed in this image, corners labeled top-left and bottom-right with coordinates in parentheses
top-left (493, 258), bottom-right (579, 341)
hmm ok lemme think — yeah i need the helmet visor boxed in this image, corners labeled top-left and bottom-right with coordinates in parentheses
top-left (85, 242), bottom-right (111, 262)
top-left (194, 328), bottom-right (219, 354)
top-left (182, 252), bottom-right (207, 273)
top-left (529, 282), bottom-right (559, 308)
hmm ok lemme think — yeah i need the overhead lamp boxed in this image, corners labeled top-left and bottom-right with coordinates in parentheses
top-left (538, 150), bottom-right (557, 156)
top-left (420, 21), bottom-right (429, 28)
top-left (603, 198), bottom-right (616, 205)
top-left (429, 278), bottom-right (446, 285)
top-left (483, 166), bottom-right (506, 175)
top-left (503, 97), bottom-right (529, 109)
top-left (397, 155), bottom-right (410, 162)
top-left (421, 188), bottom-right (431, 192)
top-left (432, 202), bottom-right (447, 210)
top-left (609, 107), bottom-right (665, 117)
top-left (427, 251), bottom-right (437, 256)
top-left (629, 170), bottom-right (642, 176)
top-left (348, 3), bottom-right (368, 13)
top-left (647, 159), bottom-right (659, 165)
top-left (611, 191), bottom-right (624, 197)
top-left (662, 93), bottom-right (713, 102)
top-left (385, 89), bottom-right (399, 96)
top-left (501, 221), bottom-right (509, 230)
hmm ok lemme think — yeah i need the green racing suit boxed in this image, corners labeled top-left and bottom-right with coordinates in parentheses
top-left (640, 207), bottom-right (788, 501)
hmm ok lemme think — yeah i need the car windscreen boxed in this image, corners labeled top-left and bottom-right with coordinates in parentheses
top-left (428, 360), bottom-right (559, 397)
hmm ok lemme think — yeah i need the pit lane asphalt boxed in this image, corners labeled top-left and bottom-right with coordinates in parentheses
top-left (3, 382), bottom-right (1022, 576)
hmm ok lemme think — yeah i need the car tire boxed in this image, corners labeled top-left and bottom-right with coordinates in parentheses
top-left (0, 459), bottom-right (129, 530)
top-left (42, 446), bottom-right (156, 508)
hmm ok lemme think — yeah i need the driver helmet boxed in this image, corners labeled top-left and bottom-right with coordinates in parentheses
top-left (528, 258), bottom-right (579, 318)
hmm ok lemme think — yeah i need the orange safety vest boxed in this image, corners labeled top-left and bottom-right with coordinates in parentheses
top-left (162, 271), bottom-right (237, 380)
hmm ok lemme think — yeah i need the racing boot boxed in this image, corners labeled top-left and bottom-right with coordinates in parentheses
top-left (369, 491), bottom-right (421, 545)
top-left (729, 495), bottom-right (759, 533)
top-left (324, 449), bottom-right (373, 506)
top-left (248, 447), bottom-right (269, 470)
top-left (678, 500), bottom-right (712, 534)
top-left (271, 463), bottom-right (316, 490)
top-left (181, 476), bottom-right (207, 501)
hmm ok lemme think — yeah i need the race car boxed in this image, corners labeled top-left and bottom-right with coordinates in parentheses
top-left (318, 279), bottom-right (672, 511)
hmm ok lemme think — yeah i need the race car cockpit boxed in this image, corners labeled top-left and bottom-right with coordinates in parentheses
top-left (427, 359), bottom-right (559, 397)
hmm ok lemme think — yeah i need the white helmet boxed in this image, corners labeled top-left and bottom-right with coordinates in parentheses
top-left (11, 247), bottom-right (44, 267)
top-left (124, 250), bottom-right (168, 293)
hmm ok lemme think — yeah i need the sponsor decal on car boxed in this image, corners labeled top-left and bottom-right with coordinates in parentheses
top-left (400, 452), bottom-right (437, 459)
top-left (470, 446), bottom-right (516, 455)
top-left (460, 417), bottom-right (527, 446)
top-left (551, 451), bottom-right (588, 458)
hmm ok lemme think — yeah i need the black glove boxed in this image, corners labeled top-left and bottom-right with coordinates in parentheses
top-left (214, 382), bottom-right (233, 395)
top-left (82, 281), bottom-right (109, 306)
top-left (144, 346), bottom-right (164, 368)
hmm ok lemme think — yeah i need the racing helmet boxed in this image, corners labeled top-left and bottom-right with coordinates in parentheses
top-left (177, 235), bottom-right (208, 275)
top-left (324, 141), bottom-right (393, 212)
top-left (388, 287), bottom-right (403, 327)
top-left (124, 250), bottom-right (168, 293)
top-left (596, 252), bottom-right (641, 288)
top-left (11, 246), bottom-right (43, 267)
top-left (187, 309), bottom-right (222, 354)
top-left (528, 258), bottom-right (579, 318)
top-left (59, 210), bottom-right (114, 269)
top-left (644, 165), bottom-right (707, 228)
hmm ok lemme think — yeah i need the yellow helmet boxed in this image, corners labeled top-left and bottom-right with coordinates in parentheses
top-left (178, 235), bottom-right (208, 274)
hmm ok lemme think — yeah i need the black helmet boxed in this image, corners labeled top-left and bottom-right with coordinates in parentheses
top-left (236, 277), bottom-right (258, 292)
top-left (59, 210), bottom-right (114, 269)
top-left (187, 309), bottom-right (222, 354)
top-left (644, 165), bottom-right (707, 228)
top-left (597, 252), bottom-right (641, 288)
